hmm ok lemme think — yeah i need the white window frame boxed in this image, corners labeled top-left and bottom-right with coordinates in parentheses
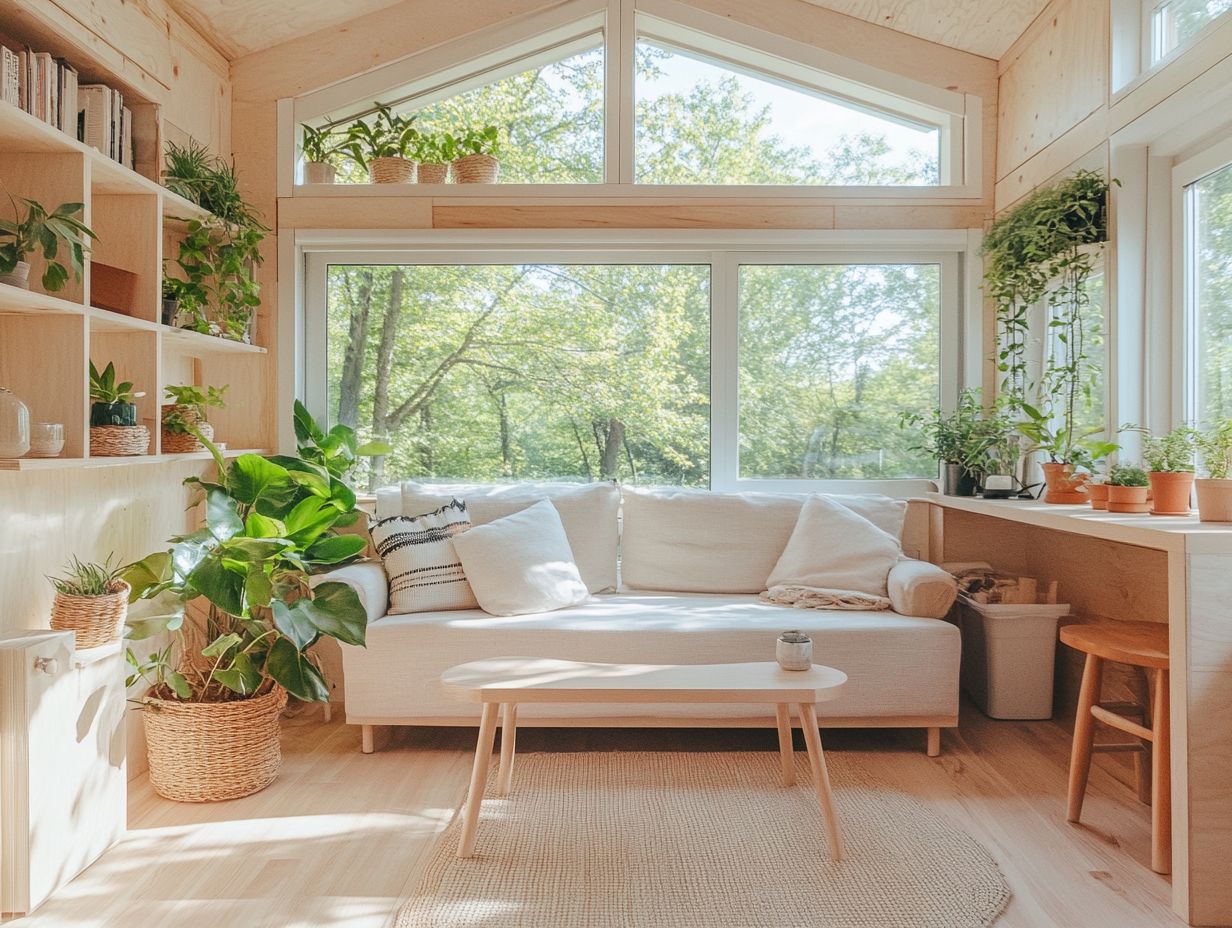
top-left (284, 0), bottom-right (978, 198)
top-left (297, 229), bottom-right (971, 496)
top-left (1173, 135), bottom-right (1232, 425)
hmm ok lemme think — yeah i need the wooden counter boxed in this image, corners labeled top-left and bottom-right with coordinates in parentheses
top-left (924, 494), bottom-right (1232, 926)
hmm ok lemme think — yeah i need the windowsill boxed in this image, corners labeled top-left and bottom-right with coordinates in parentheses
top-left (291, 182), bottom-right (983, 202)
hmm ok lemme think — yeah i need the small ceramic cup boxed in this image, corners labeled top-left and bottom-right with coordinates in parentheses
top-left (776, 630), bottom-right (813, 671)
top-left (29, 421), bottom-right (65, 457)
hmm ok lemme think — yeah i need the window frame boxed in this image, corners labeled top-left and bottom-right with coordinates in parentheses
top-left (300, 231), bottom-right (969, 495)
top-left (285, 0), bottom-right (978, 197)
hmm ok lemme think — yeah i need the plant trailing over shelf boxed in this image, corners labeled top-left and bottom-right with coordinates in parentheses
top-left (163, 384), bottom-right (227, 436)
top-left (984, 170), bottom-right (1115, 473)
top-left (0, 192), bottom-right (97, 292)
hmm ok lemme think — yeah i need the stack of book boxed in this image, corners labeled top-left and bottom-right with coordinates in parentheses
top-left (0, 43), bottom-right (133, 169)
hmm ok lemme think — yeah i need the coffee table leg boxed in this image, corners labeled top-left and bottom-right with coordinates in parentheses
top-left (498, 702), bottom-right (518, 797)
top-left (798, 702), bottom-right (845, 861)
top-left (458, 702), bottom-right (500, 859)
top-left (775, 703), bottom-right (796, 786)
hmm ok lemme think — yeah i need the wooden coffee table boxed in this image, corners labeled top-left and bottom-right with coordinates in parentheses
top-left (441, 658), bottom-right (848, 860)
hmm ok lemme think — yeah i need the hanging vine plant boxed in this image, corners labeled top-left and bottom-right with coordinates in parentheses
top-left (982, 168), bottom-right (1118, 470)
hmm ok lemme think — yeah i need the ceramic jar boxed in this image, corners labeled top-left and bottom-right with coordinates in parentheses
top-left (777, 630), bottom-right (813, 671)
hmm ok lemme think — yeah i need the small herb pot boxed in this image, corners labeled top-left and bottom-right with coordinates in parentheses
top-left (0, 260), bottom-right (31, 290)
top-left (1106, 485), bottom-right (1150, 513)
top-left (303, 161), bottom-right (336, 184)
top-left (1148, 471), bottom-right (1194, 516)
top-left (1085, 483), bottom-right (1110, 510)
top-left (369, 156), bottom-right (415, 184)
top-left (90, 400), bottom-right (138, 427)
top-left (1196, 478), bottom-right (1232, 522)
top-left (416, 162), bottom-right (450, 184)
top-left (452, 154), bottom-right (500, 183)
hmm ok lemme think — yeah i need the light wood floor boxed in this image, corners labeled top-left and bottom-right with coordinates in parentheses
top-left (6, 701), bottom-right (1183, 928)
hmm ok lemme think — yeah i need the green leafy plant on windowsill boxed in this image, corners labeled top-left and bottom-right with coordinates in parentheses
top-left (301, 123), bottom-right (344, 165)
top-left (343, 103), bottom-right (419, 170)
top-left (1197, 420), bottom-right (1232, 480)
top-left (1106, 464), bottom-right (1149, 487)
top-left (1139, 425), bottom-right (1197, 473)
top-left (448, 124), bottom-right (502, 158)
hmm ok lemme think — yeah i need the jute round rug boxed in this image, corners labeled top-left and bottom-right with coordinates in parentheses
top-left (395, 751), bottom-right (1010, 928)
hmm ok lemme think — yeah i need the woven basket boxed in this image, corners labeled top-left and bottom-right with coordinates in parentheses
top-left (370, 156), bottom-right (415, 183)
top-left (50, 580), bottom-right (130, 648)
top-left (451, 154), bottom-right (500, 184)
top-left (143, 686), bottom-right (288, 802)
top-left (161, 405), bottom-right (214, 453)
top-left (416, 162), bottom-right (449, 184)
top-left (90, 424), bottom-right (149, 456)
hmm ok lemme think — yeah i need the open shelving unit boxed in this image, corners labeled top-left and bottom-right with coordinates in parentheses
top-left (0, 99), bottom-right (269, 469)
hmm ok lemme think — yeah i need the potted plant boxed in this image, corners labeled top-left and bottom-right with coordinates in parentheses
top-left (1195, 419), bottom-right (1232, 522)
top-left (1106, 464), bottom-right (1151, 513)
top-left (1142, 425), bottom-right (1197, 515)
top-left (48, 555), bottom-right (130, 648)
top-left (344, 103), bottom-right (418, 184)
top-left (903, 390), bottom-right (992, 496)
top-left (1085, 472), bottom-right (1110, 510)
top-left (413, 131), bottom-right (451, 184)
top-left (123, 406), bottom-right (379, 802)
top-left (0, 194), bottom-right (97, 291)
top-left (89, 361), bottom-right (149, 456)
top-left (161, 275), bottom-right (193, 326)
top-left (162, 383), bottom-right (227, 453)
top-left (449, 125), bottom-right (502, 183)
top-left (301, 123), bottom-right (341, 184)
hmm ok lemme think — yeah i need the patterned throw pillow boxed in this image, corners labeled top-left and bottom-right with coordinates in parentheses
top-left (370, 499), bottom-right (479, 614)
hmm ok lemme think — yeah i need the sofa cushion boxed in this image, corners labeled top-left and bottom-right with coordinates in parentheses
top-left (396, 481), bottom-right (620, 594)
top-left (767, 495), bottom-right (901, 598)
top-left (452, 499), bottom-right (590, 616)
top-left (370, 499), bottom-right (479, 615)
top-left (339, 591), bottom-right (960, 723)
top-left (619, 487), bottom-right (908, 593)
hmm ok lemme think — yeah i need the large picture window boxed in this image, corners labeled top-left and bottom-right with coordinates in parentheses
top-left (1185, 159), bottom-right (1232, 424)
top-left (1149, 0), bottom-right (1232, 64)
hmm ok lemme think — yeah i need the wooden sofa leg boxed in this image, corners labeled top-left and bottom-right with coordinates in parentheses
top-left (361, 724), bottom-right (375, 754)
top-left (927, 727), bottom-right (941, 757)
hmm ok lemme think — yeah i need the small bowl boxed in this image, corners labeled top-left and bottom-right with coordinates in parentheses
top-left (28, 422), bottom-right (65, 457)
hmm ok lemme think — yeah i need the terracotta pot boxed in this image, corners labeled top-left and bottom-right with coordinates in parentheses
top-left (1107, 485), bottom-right (1150, 513)
top-left (1086, 483), bottom-right (1109, 510)
top-left (1148, 471), bottom-right (1194, 516)
top-left (369, 156), bottom-right (415, 183)
top-left (303, 161), bottom-right (336, 184)
top-left (1040, 462), bottom-right (1089, 504)
top-left (1195, 478), bottom-right (1232, 522)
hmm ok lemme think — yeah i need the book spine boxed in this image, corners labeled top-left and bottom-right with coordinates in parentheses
top-left (0, 47), bottom-right (18, 107)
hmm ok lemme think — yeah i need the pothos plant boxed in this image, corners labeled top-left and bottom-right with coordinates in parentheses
top-left (175, 218), bottom-right (264, 341)
top-left (123, 405), bottom-right (380, 703)
top-left (983, 169), bottom-right (1117, 469)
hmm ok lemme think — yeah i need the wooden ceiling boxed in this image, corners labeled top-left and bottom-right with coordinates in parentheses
top-left (170, 0), bottom-right (1048, 61)
top-left (801, 0), bottom-right (1049, 59)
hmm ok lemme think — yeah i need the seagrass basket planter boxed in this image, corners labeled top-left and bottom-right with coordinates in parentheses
top-left (369, 156), bottom-right (415, 183)
top-left (50, 580), bottom-right (130, 648)
top-left (90, 425), bottom-right (149, 456)
top-left (416, 161), bottom-right (449, 184)
top-left (161, 404), bottom-right (214, 453)
top-left (451, 154), bottom-right (499, 183)
top-left (143, 686), bottom-right (288, 802)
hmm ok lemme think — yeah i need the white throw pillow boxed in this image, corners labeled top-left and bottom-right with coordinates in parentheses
top-left (370, 499), bottom-right (479, 614)
top-left (767, 495), bottom-right (903, 598)
top-left (399, 481), bottom-right (619, 593)
top-left (451, 499), bottom-right (590, 616)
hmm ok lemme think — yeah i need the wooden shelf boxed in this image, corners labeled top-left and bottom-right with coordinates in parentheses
top-left (160, 325), bottom-right (266, 355)
top-left (0, 447), bottom-right (270, 472)
top-left (161, 191), bottom-right (213, 227)
top-left (88, 307), bottom-right (158, 333)
top-left (0, 282), bottom-right (85, 316)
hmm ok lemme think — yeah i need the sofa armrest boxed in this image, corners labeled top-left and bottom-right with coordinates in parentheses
top-left (309, 560), bottom-right (389, 625)
top-left (888, 559), bottom-right (957, 619)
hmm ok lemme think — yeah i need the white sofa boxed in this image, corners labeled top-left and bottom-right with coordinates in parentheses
top-left (322, 482), bottom-right (960, 754)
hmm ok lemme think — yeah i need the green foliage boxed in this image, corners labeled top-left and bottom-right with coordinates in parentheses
top-left (1016, 400), bottom-right (1119, 470)
top-left (163, 383), bottom-right (228, 434)
top-left (983, 170), bottom-right (1115, 463)
top-left (343, 103), bottom-right (419, 168)
top-left (123, 429), bottom-right (371, 704)
top-left (48, 554), bottom-right (125, 597)
top-left (412, 131), bottom-right (452, 164)
top-left (301, 123), bottom-right (343, 164)
top-left (292, 400), bottom-right (390, 482)
top-left (0, 195), bottom-right (97, 292)
top-left (89, 361), bottom-right (136, 405)
top-left (1140, 425), bottom-right (1198, 473)
top-left (1197, 420), bottom-right (1232, 479)
top-left (447, 125), bottom-right (501, 159)
top-left (175, 219), bottom-right (264, 342)
top-left (162, 139), bottom-right (216, 203)
top-left (1107, 464), bottom-right (1149, 487)
top-left (164, 142), bottom-right (267, 229)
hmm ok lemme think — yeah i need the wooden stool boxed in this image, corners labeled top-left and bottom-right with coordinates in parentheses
top-left (1060, 621), bottom-right (1170, 874)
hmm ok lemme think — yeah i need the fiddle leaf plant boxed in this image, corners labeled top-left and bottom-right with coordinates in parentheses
top-left (0, 195), bottom-right (97, 291)
top-left (123, 432), bottom-right (371, 704)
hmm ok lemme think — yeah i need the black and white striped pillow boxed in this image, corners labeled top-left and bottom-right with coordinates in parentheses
top-left (370, 499), bottom-right (479, 614)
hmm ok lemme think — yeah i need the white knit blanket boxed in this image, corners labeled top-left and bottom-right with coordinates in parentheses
top-left (760, 584), bottom-right (892, 612)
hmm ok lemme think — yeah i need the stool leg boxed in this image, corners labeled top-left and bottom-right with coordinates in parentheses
top-left (1151, 668), bottom-right (1171, 875)
top-left (1067, 653), bottom-right (1103, 823)
top-left (1132, 667), bottom-right (1153, 805)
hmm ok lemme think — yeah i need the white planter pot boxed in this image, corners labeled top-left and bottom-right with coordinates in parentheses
top-left (303, 162), bottom-right (336, 184)
top-left (1196, 478), bottom-right (1232, 522)
top-left (0, 260), bottom-right (31, 289)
